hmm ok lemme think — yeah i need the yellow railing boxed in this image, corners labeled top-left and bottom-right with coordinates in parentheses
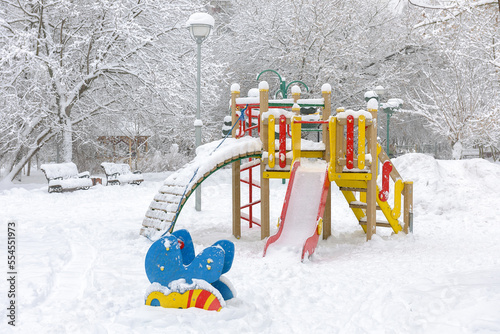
top-left (268, 115), bottom-right (276, 168)
top-left (358, 116), bottom-right (366, 169)
top-left (291, 115), bottom-right (302, 165)
top-left (328, 116), bottom-right (337, 181)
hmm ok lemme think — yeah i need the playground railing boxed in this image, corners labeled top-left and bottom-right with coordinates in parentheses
top-left (328, 110), bottom-right (375, 181)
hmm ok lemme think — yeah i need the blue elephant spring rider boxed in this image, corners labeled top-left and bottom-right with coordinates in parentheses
top-left (144, 229), bottom-right (236, 311)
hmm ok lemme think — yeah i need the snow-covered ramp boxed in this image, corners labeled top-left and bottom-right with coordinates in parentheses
top-left (140, 138), bottom-right (261, 237)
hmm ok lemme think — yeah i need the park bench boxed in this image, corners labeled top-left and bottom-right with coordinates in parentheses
top-left (100, 162), bottom-right (144, 186)
top-left (40, 162), bottom-right (93, 193)
top-left (461, 148), bottom-right (480, 159)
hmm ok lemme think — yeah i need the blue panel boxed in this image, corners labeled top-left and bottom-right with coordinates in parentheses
top-left (211, 240), bottom-right (234, 274)
top-left (172, 229), bottom-right (195, 265)
top-left (144, 230), bottom-right (236, 288)
top-left (211, 279), bottom-right (234, 301)
top-left (145, 234), bottom-right (183, 285)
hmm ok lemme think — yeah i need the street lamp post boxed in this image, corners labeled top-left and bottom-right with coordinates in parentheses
top-left (365, 86), bottom-right (403, 156)
top-left (374, 85), bottom-right (385, 138)
top-left (381, 98), bottom-right (403, 157)
top-left (384, 107), bottom-right (393, 155)
top-left (187, 12), bottom-right (214, 211)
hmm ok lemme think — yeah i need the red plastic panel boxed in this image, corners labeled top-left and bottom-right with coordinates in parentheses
top-left (346, 115), bottom-right (354, 169)
top-left (379, 161), bottom-right (393, 202)
top-left (279, 115), bottom-right (287, 168)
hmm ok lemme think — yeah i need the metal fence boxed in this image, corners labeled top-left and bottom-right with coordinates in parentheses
top-left (393, 143), bottom-right (451, 159)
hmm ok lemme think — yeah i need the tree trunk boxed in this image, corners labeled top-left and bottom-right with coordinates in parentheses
top-left (2, 146), bottom-right (42, 184)
top-left (1, 129), bottom-right (55, 183)
top-left (62, 116), bottom-right (73, 162)
top-left (452, 141), bottom-right (463, 160)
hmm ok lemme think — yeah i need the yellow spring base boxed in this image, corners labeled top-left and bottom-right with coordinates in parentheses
top-left (145, 289), bottom-right (222, 312)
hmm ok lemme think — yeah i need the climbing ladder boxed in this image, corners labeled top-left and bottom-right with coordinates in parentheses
top-left (234, 104), bottom-right (263, 230)
top-left (328, 109), bottom-right (413, 237)
top-left (336, 148), bottom-right (414, 235)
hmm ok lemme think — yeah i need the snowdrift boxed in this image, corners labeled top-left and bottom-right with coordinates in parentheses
top-left (1, 154), bottom-right (499, 333)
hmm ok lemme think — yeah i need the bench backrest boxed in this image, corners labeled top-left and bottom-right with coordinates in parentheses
top-left (40, 162), bottom-right (80, 180)
top-left (101, 162), bottom-right (132, 175)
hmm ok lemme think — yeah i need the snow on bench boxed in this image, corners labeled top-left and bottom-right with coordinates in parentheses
top-left (100, 162), bottom-right (144, 185)
top-left (461, 148), bottom-right (480, 159)
top-left (40, 162), bottom-right (93, 193)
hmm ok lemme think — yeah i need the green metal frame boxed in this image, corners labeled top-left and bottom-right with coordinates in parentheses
top-left (256, 69), bottom-right (309, 99)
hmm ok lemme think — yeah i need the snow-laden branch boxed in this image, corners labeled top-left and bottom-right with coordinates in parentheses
top-left (408, 0), bottom-right (456, 10)
top-left (14, 0), bottom-right (40, 20)
top-left (71, 99), bottom-right (117, 126)
top-left (412, 0), bottom-right (499, 29)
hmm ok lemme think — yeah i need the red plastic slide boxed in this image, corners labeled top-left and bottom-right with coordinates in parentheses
top-left (263, 159), bottom-right (330, 261)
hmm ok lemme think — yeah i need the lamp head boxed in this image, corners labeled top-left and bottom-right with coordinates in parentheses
top-left (374, 85), bottom-right (385, 98)
top-left (186, 13), bottom-right (214, 41)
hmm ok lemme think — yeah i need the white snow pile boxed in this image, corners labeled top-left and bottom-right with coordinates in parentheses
top-left (336, 109), bottom-right (374, 120)
top-left (261, 108), bottom-right (296, 120)
top-left (1, 153), bottom-right (499, 333)
top-left (185, 12), bottom-right (215, 29)
top-left (158, 137), bottom-right (261, 191)
top-left (40, 162), bottom-right (89, 180)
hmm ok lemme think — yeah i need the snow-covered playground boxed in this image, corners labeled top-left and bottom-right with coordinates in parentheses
top-left (1, 153), bottom-right (500, 333)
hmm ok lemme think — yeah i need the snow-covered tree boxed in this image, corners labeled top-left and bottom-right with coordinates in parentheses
top-left (402, 0), bottom-right (500, 155)
top-left (0, 0), bottom-right (227, 181)
top-left (215, 0), bottom-right (435, 117)
top-left (405, 55), bottom-right (497, 148)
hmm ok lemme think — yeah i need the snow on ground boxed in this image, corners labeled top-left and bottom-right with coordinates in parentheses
top-left (1, 154), bottom-right (500, 333)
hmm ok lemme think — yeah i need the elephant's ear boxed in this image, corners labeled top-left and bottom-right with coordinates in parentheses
top-left (187, 246), bottom-right (225, 284)
top-left (144, 234), bottom-right (184, 286)
top-left (172, 229), bottom-right (195, 265)
top-left (211, 240), bottom-right (234, 274)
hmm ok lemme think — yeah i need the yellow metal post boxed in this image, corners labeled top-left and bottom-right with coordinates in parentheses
top-left (291, 115), bottom-right (302, 165)
top-left (268, 115), bottom-right (275, 168)
top-left (366, 107), bottom-right (378, 241)
top-left (358, 116), bottom-right (366, 170)
top-left (392, 179), bottom-right (404, 219)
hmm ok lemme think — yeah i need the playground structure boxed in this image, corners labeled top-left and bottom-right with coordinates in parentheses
top-left (140, 80), bottom-right (413, 260)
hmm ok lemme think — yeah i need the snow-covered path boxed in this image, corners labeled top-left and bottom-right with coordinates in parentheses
top-left (1, 154), bottom-right (500, 333)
